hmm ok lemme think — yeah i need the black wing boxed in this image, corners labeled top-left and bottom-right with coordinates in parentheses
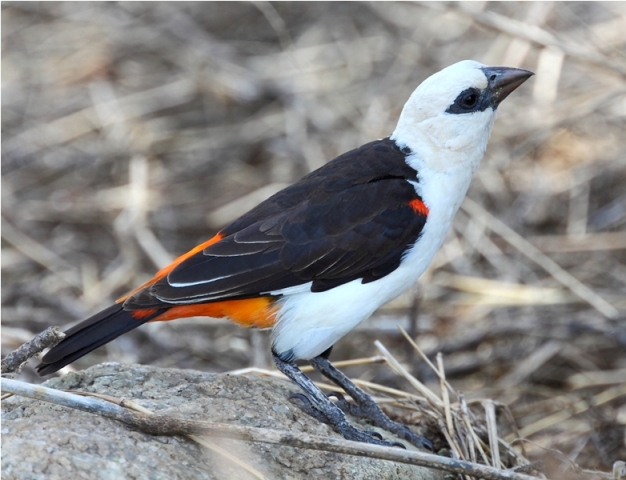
top-left (124, 138), bottom-right (427, 308)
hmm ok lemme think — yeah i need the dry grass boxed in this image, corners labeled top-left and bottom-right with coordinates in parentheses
top-left (2, 2), bottom-right (625, 479)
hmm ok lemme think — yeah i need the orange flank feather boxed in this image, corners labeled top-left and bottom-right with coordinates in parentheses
top-left (130, 297), bottom-right (278, 328)
top-left (118, 233), bottom-right (223, 303)
top-left (119, 232), bottom-right (278, 328)
top-left (408, 198), bottom-right (429, 216)
top-left (129, 309), bottom-right (159, 320)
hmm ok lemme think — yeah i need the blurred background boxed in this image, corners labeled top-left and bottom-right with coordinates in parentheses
top-left (2, 2), bottom-right (625, 477)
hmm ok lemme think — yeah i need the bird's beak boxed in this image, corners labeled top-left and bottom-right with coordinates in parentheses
top-left (481, 66), bottom-right (534, 108)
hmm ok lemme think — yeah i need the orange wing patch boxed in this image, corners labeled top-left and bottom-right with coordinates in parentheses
top-left (149, 297), bottom-right (278, 328)
top-left (408, 198), bottom-right (429, 216)
top-left (117, 233), bottom-right (223, 303)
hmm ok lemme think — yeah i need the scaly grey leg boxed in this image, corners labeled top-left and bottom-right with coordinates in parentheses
top-left (272, 350), bottom-right (403, 448)
top-left (310, 353), bottom-right (433, 450)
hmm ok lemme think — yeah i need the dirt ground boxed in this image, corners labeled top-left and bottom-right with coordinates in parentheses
top-left (2, 2), bottom-right (625, 479)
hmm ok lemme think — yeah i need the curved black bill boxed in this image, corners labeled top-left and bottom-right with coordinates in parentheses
top-left (482, 66), bottom-right (534, 108)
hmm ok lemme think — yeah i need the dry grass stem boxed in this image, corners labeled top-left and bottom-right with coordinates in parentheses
top-left (373, 339), bottom-right (541, 475)
top-left (398, 326), bottom-right (457, 394)
top-left (374, 340), bottom-right (443, 407)
top-left (484, 400), bottom-right (502, 469)
top-left (437, 353), bottom-right (454, 437)
top-left (461, 197), bottom-right (619, 319)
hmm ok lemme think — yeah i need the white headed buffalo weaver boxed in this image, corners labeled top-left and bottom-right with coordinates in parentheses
top-left (38, 60), bottom-right (533, 449)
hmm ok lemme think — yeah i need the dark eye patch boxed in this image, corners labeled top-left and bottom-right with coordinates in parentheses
top-left (446, 88), bottom-right (491, 114)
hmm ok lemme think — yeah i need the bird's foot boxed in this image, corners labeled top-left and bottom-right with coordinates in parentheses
top-left (308, 354), bottom-right (433, 451)
top-left (327, 391), bottom-right (433, 451)
top-left (289, 393), bottom-right (405, 448)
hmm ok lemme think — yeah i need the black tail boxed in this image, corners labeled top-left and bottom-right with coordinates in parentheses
top-left (36, 304), bottom-right (162, 376)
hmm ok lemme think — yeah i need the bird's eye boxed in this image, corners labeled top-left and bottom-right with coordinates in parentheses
top-left (461, 92), bottom-right (478, 108)
top-left (446, 88), bottom-right (484, 114)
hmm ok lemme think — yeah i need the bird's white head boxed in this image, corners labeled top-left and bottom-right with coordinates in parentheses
top-left (392, 60), bottom-right (533, 174)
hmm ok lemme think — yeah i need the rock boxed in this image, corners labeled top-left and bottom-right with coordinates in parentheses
top-left (2, 363), bottom-right (442, 480)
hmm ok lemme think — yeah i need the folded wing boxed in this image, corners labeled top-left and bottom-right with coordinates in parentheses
top-left (124, 138), bottom-right (428, 309)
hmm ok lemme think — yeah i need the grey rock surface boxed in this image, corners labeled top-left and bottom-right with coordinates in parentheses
top-left (2, 363), bottom-right (442, 480)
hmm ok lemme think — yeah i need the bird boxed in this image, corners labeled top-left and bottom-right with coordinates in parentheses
top-left (37, 60), bottom-right (533, 449)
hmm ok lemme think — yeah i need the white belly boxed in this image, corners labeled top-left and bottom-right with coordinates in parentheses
top-left (271, 266), bottom-right (417, 361)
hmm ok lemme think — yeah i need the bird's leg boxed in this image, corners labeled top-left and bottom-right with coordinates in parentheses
top-left (310, 352), bottom-right (433, 450)
top-left (271, 350), bottom-right (403, 447)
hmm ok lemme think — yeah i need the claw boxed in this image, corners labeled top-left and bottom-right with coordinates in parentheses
top-left (289, 392), bottom-right (312, 406)
top-left (401, 425), bottom-right (434, 451)
top-left (420, 437), bottom-right (434, 451)
top-left (367, 431), bottom-right (383, 440)
top-left (392, 441), bottom-right (406, 449)
top-left (327, 391), bottom-right (346, 401)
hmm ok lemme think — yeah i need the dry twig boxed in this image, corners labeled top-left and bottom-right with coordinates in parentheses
top-left (1, 327), bottom-right (65, 375)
